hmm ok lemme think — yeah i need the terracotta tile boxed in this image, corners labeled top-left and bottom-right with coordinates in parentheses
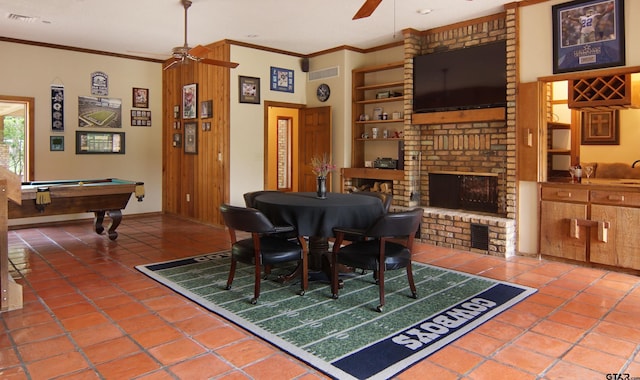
top-left (169, 353), bottom-right (233, 379)
top-left (243, 354), bottom-right (309, 379)
top-left (615, 295), bottom-right (640, 315)
top-left (71, 323), bottom-right (125, 347)
top-left (560, 299), bottom-right (609, 319)
top-left (173, 314), bottom-right (224, 335)
top-left (134, 370), bottom-right (177, 380)
top-left (563, 345), bottom-right (626, 373)
top-left (452, 331), bottom-right (505, 356)
top-left (526, 292), bottom-right (567, 308)
top-left (156, 304), bottom-right (204, 323)
top-left (0, 365), bottom-right (28, 378)
top-left (429, 346), bottom-right (484, 374)
top-left (102, 301), bottom-right (149, 321)
top-left (216, 339), bottom-right (277, 367)
top-left (531, 320), bottom-right (585, 342)
top-left (0, 347), bottom-right (21, 368)
top-left (60, 311), bottom-right (110, 331)
top-left (10, 322), bottom-right (65, 345)
top-left (16, 335), bottom-right (75, 363)
top-left (52, 302), bottom-right (98, 320)
top-left (83, 336), bottom-right (141, 365)
top-left (494, 345), bottom-right (555, 374)
top-left (513, 331), bottom-right (573, 357)
top-left (131, 325), bottom-right (184, 348)
top-left (193, 326), bottom-right (248, 350)
top-left (578, 332), bottom-right (637, 359)
top-left (148, 338), bottom-right (206, 365)
top-left (2, 310), bottom-right (55, 331)
top-left (25, 351), bottom-right (89, 379)
top-left (545, 360), bottom-right (605, 379)
top-left (142, 295), bottom-right (190, 312)
top-left (95, 352), bottom-right (160, 379)
top-left (593, 321), bottom-right (640, 343)
top-left (492, 309), bottom-right (539, 329)
top-left (473, 320), bottom-right (524, 342)
top-left (117, 313), bottom-right (168, 334)
top-left (603, 310), bottom-right (639, 329)
top-left (547, 310), bottom-right (598, 330)
top-left (466, 359), bottom-right (536, 380)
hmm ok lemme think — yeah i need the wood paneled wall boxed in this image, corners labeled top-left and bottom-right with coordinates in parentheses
top-left (162, 42), bottom-right (231, 226)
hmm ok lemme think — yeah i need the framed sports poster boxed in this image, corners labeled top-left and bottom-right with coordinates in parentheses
top-left (270, 66), bottom-right (294, 93)
top-left (552, 0), bottom-right (625, 74)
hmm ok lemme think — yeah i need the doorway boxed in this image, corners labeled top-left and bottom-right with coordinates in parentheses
top-left (265, 102), bottom-right (332, 193)
top-left (0, 96), bottom-right (34, 181)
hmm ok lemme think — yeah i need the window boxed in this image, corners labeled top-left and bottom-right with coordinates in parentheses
top-left (0, 96), bottom-right (34, 181)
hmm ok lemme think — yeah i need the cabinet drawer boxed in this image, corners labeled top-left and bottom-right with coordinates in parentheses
top-left (541, 186), bottom-right (589, 202)
top-left (591, 190), bottom-right (640, 207)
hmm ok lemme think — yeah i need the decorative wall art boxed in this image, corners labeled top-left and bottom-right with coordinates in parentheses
top-left (51, 84), bottom-right (64, 131)
top-left (200, 100), bottom-right (213, 118)
top-left (50, 136), bottom-right (64, 151)
top-left (184, 122), bottom-right (198, 154)
top-left (173, 105), bottom-right (180, 119)
top-left (132, 87), bottom-right (149, 108)
top-left (581, 110), bottom-right (619, 145)
top-left (76, 131), bottom-right (125, 154)
top-left (552, 0), bottom-right (625, 74)
top-left (90, 71), bottom-right (109, 96)
top-left (182, 84), bottom-right (197, 119)
top-left (78, 96), bottom-right (122, 128)
top-left (239, 76), bottom-right (260, 104)
top-left (131, 110), bottom-right (151, 126)
top-left (270, 66), bottom-right (294, 93)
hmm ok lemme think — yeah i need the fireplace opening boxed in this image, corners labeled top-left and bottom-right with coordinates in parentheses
top-left (428, 173), bottom-right (498, 214)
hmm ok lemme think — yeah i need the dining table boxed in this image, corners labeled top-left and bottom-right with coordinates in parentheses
top-left (253, 192), bottom-right (386, 271)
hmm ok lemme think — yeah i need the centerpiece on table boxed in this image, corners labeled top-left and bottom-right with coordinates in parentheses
top-left (311, 153), bottom-right (335, 199)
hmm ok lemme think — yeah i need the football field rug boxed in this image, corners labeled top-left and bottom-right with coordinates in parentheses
top-left (136, 251), bottom-right (536, 380)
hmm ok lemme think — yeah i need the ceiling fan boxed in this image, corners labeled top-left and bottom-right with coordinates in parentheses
top-left (353, 0), bottom-right (383, 20)
top-left (164, 0), bottom-right (239, 70)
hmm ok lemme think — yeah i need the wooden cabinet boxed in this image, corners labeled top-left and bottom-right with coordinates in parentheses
top-left (568, 72), bottom-right (640, 110)
top-left (540, 186), bottom-right (589, 261)
top-left (539, 183), bottom-right (640, 271)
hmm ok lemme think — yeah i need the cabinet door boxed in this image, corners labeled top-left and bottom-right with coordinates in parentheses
top-left (540, 200), bottom-right (588, 261)
top-left (590, 204), bottom-right (640, 270)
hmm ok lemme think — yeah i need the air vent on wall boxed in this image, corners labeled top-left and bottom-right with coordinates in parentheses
top-left (309, 67), bottom-right (339, 81)
top-left (7, 13), bottom-right (39, 23)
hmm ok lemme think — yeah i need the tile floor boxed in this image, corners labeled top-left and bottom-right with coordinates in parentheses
top-left (1, 214), bottom-right (639, 379)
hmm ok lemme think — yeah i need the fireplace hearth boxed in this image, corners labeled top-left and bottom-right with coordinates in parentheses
top-left (428, 172), bottom-right (498, 214)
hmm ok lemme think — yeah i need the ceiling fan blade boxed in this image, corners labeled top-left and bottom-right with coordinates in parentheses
top-left (188, 45), bottom-right (209, 58)
top-left (353, 0), bottom-right (382, 20)
top-left (188, 45), bottom-right (239, 68)
top-left (163, 58), bottom-right (181, 70)
top-left (199, 58), bottom-right (239, 68)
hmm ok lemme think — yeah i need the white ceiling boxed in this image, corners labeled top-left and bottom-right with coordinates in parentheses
top-left (0, 0), bottom-right (517, 60)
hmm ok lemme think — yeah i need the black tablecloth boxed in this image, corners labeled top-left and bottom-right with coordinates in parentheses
top-left (254, 192), bottom-right (385, 237)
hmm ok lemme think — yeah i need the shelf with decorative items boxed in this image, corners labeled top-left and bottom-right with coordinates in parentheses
top-left (352, 61), bottom-right (405, 170)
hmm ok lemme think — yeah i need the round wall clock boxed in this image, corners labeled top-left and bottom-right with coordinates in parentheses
top-left (316, 83), bottom-right (330, 102)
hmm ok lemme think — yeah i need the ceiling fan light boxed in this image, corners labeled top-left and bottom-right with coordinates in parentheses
top-left (417, 8), bottom-right (432, 15)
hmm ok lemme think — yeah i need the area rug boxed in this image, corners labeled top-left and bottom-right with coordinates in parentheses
top-left (136, 252), bottom-right (536, 380)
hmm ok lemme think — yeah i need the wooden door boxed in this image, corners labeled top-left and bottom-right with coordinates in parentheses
top-left (298, 106), bottom-right (331, 192)
top-left (539, 200), bottom-right (588, 261)
top-left (590, 204), bottom-right (640, 270)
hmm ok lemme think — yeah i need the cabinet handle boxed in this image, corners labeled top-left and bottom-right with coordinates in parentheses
top-left (607, 194), bottom-right (625, 202)
top-left (556, 191), bottom-right (572, 198)
top-left (567, 218), bottom-right (610, 242)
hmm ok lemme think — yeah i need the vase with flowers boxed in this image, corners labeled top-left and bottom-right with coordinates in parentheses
top-left (311, 153), bottom-right (335, 199)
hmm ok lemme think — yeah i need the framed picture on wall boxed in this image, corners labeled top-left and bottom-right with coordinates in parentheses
top-left (182, 83), bottom-right (197, 119)
top-left (184, 122), bottom-right (198, 154)
top-left (50, 136), bottom-right (64, 151)
top-left (132, 87), bottom-right (149, 108)
top-left (552, 0), bottom-right (625, 74)
top-left (581, 110), bottom-right (619, 145)
top-left (239, 76), bottom-right (260, 104)
top-left (270, 66), bottom-right (294, 93)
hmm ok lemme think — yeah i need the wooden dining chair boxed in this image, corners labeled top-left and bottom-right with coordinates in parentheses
top-left (330, 208), bottom-right (423, 312)
top-left (220, 204), bottom-right (308, 304)
top-left (353, 191), bottom-right (393, 212)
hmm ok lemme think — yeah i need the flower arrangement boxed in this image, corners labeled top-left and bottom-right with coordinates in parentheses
top-left (311, 153), bottom-right (336, 178)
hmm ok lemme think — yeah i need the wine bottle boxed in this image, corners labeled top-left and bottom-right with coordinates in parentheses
top-left (574, 161), bottom-right (582, 183)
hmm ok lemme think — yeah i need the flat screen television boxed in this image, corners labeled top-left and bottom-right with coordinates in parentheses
top-left (413, 41), bottom-right (507, 113)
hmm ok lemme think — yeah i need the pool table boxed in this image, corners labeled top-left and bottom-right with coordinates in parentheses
top-left (8, 178), bottom-right (144, 240)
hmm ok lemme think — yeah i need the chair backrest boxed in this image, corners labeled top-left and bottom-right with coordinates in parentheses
top-left (355, 191), bottom-right (393, 212)
top-left (243, 190), bottom-right (281, 208)
top-left (220, 204), bottom-right (277, 234)
top-left (365, 208), bottom-right (423, 238)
